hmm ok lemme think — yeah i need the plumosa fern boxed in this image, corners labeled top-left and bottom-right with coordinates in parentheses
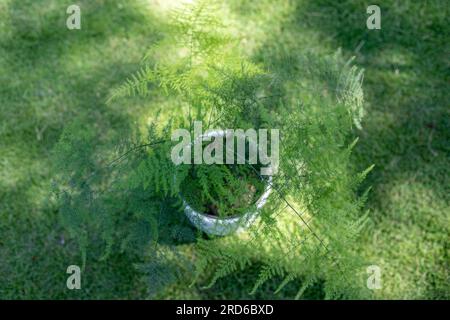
top-left (53, 0), bottom-right (372, 299)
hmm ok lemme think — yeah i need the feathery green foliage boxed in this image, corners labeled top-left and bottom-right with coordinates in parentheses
top-left (53, 0), bottom-right (371, 298)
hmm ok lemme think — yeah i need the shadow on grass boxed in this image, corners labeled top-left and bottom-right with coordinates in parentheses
top-left (1, 0), bottom-right (164, 148)
top-left (0, 0), bottom-right (170, 299)
top-left (296, 0), bottom-right (448, 185)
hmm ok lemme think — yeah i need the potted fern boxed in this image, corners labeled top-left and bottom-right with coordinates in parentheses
top-left (104, 0), bottom-right (281, 236)
top-left (54, 1), bottom-right (372, 298)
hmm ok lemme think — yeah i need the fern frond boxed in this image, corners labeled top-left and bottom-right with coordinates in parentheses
top-left (107, 64), bottom-right (155, 102)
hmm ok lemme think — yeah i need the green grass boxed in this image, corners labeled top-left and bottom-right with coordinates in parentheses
top-left (0, 0), bottom-right (448, 299)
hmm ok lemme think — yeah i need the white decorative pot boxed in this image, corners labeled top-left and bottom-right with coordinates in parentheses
top-left (182, 129), bottom-right (272, 236)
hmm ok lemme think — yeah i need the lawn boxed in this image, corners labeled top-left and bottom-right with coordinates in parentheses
top-left (0, 0), bottom-right (448, 299)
